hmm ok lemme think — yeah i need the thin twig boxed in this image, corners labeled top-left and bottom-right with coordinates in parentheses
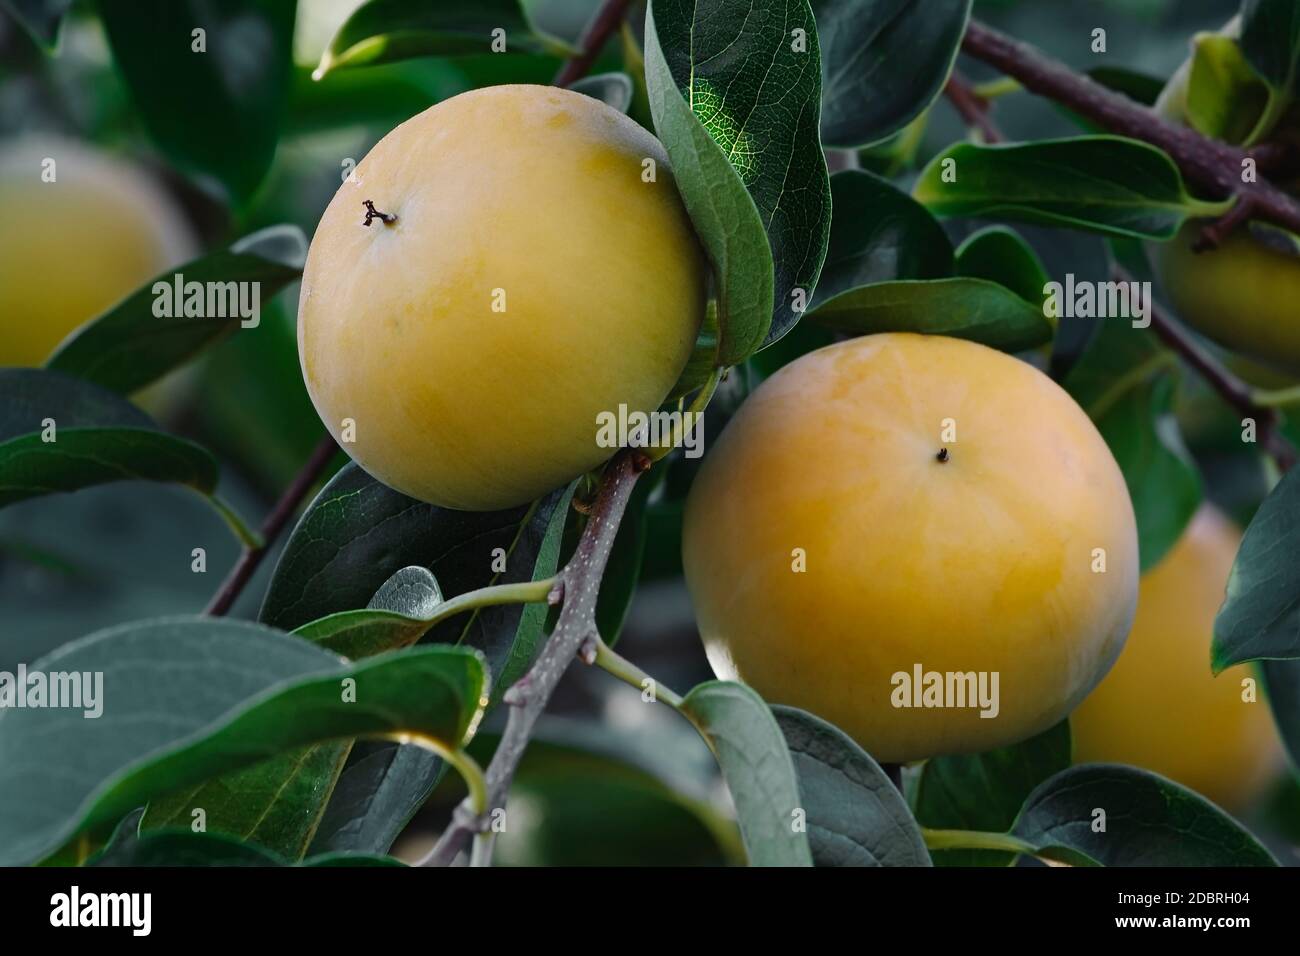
top-left (420, 450), bottom-right (650, 866)
top-left (204, 434), bottom-right (339, 616)
top-left (944, 70), bottom-right (1003, 143)
top-left (552, 0), bottom-right (637, 88)
top-left (959, 19), bottom-right (1300, 237)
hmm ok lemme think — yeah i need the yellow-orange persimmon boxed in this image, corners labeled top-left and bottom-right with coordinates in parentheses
top-left (298, 85), bottom-right (707, 511)
top-left (1071, 508), bottom-right (1283, 810)
top-left (683, 334), bottom-right (1139, 763)
top-left (0, 136), bottom-right (194, 367)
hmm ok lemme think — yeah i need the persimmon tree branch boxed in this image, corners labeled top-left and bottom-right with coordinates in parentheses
top-left (205, 434), bottom-right (339, 616)
top-left (421, 450), bottom-right (650, 866)
top-left (943, 25), bottom-right (1298, 474)
top-left (552, 0), bottom-right (636, 87)
top-left (959, 19), bottom-right (1300, 239)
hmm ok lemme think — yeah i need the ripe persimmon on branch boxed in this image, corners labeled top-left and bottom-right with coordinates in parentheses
top-left (949, 18), bottom-right (1298, 474)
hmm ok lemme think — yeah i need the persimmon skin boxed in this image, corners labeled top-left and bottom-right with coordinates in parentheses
top-left (0, 136), bottom-right (195, 367)
top-left (682, 334), bottom-right (1139, 763)
top-left (1071, 508), bottom-right (1283, 811)
top-left (297, 85), bottom-right (707, 511)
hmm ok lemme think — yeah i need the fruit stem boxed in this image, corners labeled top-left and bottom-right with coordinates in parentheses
top-left (586, 636), bottom-right (685, 709)
top-left (648, 365), bottom-right (723, 462)
top-left (361, 200), bottom-right (396, 226)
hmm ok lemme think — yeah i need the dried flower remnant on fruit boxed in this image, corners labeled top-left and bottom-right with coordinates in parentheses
top-left (362, 200), bottom-right (396, 227)
top-left (936, 448), bottom-right (950, 463)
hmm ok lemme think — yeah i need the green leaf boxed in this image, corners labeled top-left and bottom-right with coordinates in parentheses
top-left (1213, 465), bottom-right (1300, 669)
top-left (307, 740), bottom-right (445, 856)
top-left (96, 0), bottom-right (296, 202)
top-left (1241, 0), bottom-right (1300, 99)
top-left (315, 0), bottom-right (548, 77)
top-left (773, 706), bottom-right (930, 867)
top-left (914, 720), bottom-right (1070, 867)
top-left (812, 0), bottom-right (971, 148)
top-left (914, 137), bottom-right (1230, 240)
top-left (45, 226), bottom-right (305, 395)
top-left (140, 566), bottom-right (443, 860)
top-left (680, 681), bottom-right (813, 866)
top-left (1261, 660), bottom-right (1300, 771)
top-left (1011, 765), bottom-right (1278, 866)
top-left (0, 369), bottom-right (218, 509)
top-left (570, 72), bottom-right (634, 112)
top-left (91, 809), bottom-right (402, 866)
top-left (1185, 33), bottom-right (1270, 143)
top-left (260, 463), bottom-right (569, 672)
top-left (955, 226), bottom-right (1051, 307)
top-left (1, 0), bottom-right (73, 47)
top-left (807, 277), bottom-right (1053, 352)
top-left (644, 0), bottom-right (831, 358)
top-left (1065, 321), bottom-right (1200, 571)
top-left (811, 170), bottom-right (954, 307)
top-left (0, 617), bottom-right (488, 866)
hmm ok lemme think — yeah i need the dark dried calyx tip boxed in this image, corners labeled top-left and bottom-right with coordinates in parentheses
top-left (362, 199), bottom-right (396, 227)
top-left (936, 447), bottom-right (950, 463)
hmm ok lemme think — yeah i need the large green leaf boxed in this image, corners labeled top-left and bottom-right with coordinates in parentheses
top-left (680, 681), bottom-right (813, 866)
top-left (914, 137), bottom-right (1231, 240)
top-left (954, 226), bottom-right (1051, 307)
top-left (1261, 660), bottom-right (1300, 772)
top-left (0, 369), bottom-right (218, 510)
top-left (644, 0), bottom-right (831, 358)
top-left (314, 0), bottom-right (551, 77)
top-left (96, 0), bottom-right (296, 202)
top-left (139, 566), bottom-right (446, 860)
top-left (1185, 32), bottom-right (1270, 143)
top-left (1241, 0), bottom-right (1300, 100)
top-left (46, 226), bottom-right (306, 395)
top-left (812, 0), bottom-right (971, 148)
top-left (92, 810), bottom-right (401, 866)
top-left (307, 739), bottom-right (445, 856)
top-left (0, 617), bottom-right (487, 866)
top-left (811, 170), bottom-right (954, 307)
top-left (773, 706), bottom-right (929, 867)
top-left (1011, 765), bottom-right (1277, 866)
top-left (1213, 465), bottom-right (1300, 669)
top-left (914, 720), bottom-right (1070, 867)
top-left (1065, 321), bottom-right (1200, 571)
top-left (807, 277), bottom-right (1053, 351)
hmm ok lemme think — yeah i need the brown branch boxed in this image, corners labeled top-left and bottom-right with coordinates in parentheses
top-left (205, 434), bottom-right (339, 616)
top-left (944, 70), bottom-right (1003, 143)
top-left (552, 0), bottom-right (636, 88)
top-left (421, 450), bottom-right (650, 866)
top-left (951, 21), bottom-right (1297, 473)
top-left (959, 19), bottom-right (1300, 237)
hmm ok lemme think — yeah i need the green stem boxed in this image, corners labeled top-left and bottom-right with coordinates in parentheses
top-left (647, 366), bottom-right (723, 462)
top-left (921, 827), bottom-right (1040, 858)
top-left (592, 639), bottom-right (684, 709)
top-left (203, 494), bottom-right (262, 549)
top-left (440, 746), bottom-right (489, 817)
top-left (1251, 384), bottom-right (1300, 409)
top-left (972, 76), bottom-right (1021, 100)
top-left (421, 576), bottom-right (557, 629)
